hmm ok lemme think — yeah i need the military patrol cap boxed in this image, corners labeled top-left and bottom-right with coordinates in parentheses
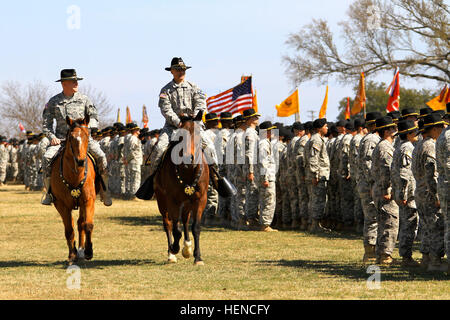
top-left (418, 107), bottom-right (433, 118)
top-left (56, 69), bottom-right (83, 82)
top-left (375, 116), bottom-right (396, 130)
top-left (313, 118), bottom-right (327, 129)
top-left (259, 121), bottom-right (277, 130)
top-left (205, 113), bottom-right (219, 122)
top-left (395, 119), bottom-right (418, 136)
top-left (423, 112), bottom-right (446, 128)
top-left (386, 110), bottom-right (401, 122)
top-left (401, 108), bottom-right (419, 118)
top-left (165, 57), bottom-right (192, 71)
top-left (365, 111), bottom-right (382, 124)
top-left (220, 112), bottom-right (233, 121)
top-left (243, 108), bottom-right (261, 119)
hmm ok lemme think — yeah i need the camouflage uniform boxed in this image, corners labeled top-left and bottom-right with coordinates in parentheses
top-left (287, 136), bottom-right (301, 222)
top-left (305, 133), bottom-right (330, 221)
top-left (118, 135), bottom-right (127, 196)
top-left (8, 145), bottom-right (19, 182)
top-left (328, 134), bottom-right (343, 222)
top-left (42, 92), bottom-right (106, 174)
top-left (337, 133), bottom-right (355, 226)
top-left (435, 127), bottom-right (449, 262)
top-left (391, 139), bottom-right (418, 258)
top-left (231, 128), bottom-right (247, 223)
top-left (146, 80), bottom-right (218, 177)
top-left (258, 136), bottom-right (276, 226)
top-left (358, 132), bottom-right (381, 246)
top-left (349, 133), bottom-right (364, 227)
top-left (371, 139), bottom-right (399, 258)
top-left (244, 127), bottom-right (260, 222)
top-left (414, 137), bottom-right (445, 260)
top-left (295, 135), bottom-right (310, 222)
top-left (123, 133), bottom-right (143, 197)
top-left (36, 136), bottom-right (50, 190)
top-left (217, 127), bottom-right (232, 220)
top-left (273, 139), bottom-right (286, 225)
top-left (22, 142), bottom-right (30, 188)
top-left (0, 143), bottom-right (8, 183)
top-left (279, 140), bottom-right (292, 224)
top-left (108, 135), bottom-right (120, 196)
top-left (27, 142), bottom-right (38, 190)
top-left (203, 128), bottom-right (219, 220)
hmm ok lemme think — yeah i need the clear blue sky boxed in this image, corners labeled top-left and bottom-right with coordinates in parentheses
top-left (0, 0), bottom-right (435, 129)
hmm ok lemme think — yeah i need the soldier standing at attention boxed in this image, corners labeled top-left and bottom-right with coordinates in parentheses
top-left (288, 122), bottom-right (304, 229)
top-left (203, 113), bottom-right (220, 226)
top-left (348, 118), bottom-right (366, 233)
top-left (0, 136), bottom-right (8, 186)
top-left (41, 69), bottom-right (112, 206)
top-left (243, 108), bottom-right (261, 229)
top-left (414, 113), bottom-right (447, 271)
top-left (123, 123), bottom-right (142, 200)
top-left (118, 125), bottom-right (128, 198)
top-left (338, 120), bottom-right (357, 230)
top-left (280, 130), bottom-right (293, 229)
top-left (295, 121), bottom-right (313, 230)
top-left (304, 118), bottom-right (330, 233)
top-left (371, 116), bottom-right (399, 265)
top-left (435, 104), bottom-right (449, 273)
top-left (358, 111), bottom-right (382, 263)
top-left (8, 139), bottom-right (19, 183)
top-left (391, 120), bottom-right (420, 267)
top-left (257, 121), bottom-right (278, 232)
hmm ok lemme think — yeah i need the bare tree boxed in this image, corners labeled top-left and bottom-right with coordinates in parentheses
top-left (283, 0), bottom-right (449, 86)
top-left (0, 81), bottom-right (115, 138)
top-left (0, 80), bottom-right (51, 137)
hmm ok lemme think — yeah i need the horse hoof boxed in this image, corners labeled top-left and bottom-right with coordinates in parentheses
top-left (182, 243), bottom-right (193, 259)
top-left (194, 260), bottom-right (204, 266)
top-left (167, 253), bottom-right (177, 263)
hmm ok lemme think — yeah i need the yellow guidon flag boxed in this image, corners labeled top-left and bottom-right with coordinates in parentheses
top-left (319, 86), bottom-right (329, 119)
top-left (426, 84), bottom-right (449, 111)
top-left (352, 72), bottom-right (366, 115)
top-left (276, 89), bottom-right (299, 117)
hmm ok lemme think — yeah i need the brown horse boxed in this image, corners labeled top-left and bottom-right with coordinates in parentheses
top-left (50, 115), bottom-right (97, 264)
top-left (154, 112), bottom-right (209, 265)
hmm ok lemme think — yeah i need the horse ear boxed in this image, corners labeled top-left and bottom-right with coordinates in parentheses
top-left (194, 111), bottom-right (203, 122)
top-left (66, 116), bottom-right (73, 127)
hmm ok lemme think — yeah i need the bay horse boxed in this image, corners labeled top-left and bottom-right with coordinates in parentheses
top-left (50, 115), bottom-right (97, 264)
top-left (154, 112), bottom-right (209, 265)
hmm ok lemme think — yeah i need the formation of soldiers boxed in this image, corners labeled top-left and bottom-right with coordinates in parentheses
top-left (193, 104), bottom-right (450, 272)
top-left (0, 62), bottom-right (448, 273)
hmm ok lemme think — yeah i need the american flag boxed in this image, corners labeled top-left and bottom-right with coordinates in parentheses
top-left (386, 67), bottom-right (400, 113)
top-left (207, 78), bottom-right (253, 114)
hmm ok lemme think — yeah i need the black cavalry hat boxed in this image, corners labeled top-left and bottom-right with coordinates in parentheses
top-left (205, 113), bottom-right (219, 122)
top-left (313, 118), bottom-right (327, 129)
top-left (375, 116), bottom-right (396, 130)
top-left (423, 112), bottom-right (446, 128)
top-left (243, 108), bottom-right (261, 119)
top-left (401, 108), bottom-right (419, 118)
top-left (386, 110), bottom-right (401, 123)
top-left (126, 122), bottom-right (140, 131)
top-left (233, 114), bottom-right (244, 124)
top-left (259, 121), bottom-right (277, 130)
top-left (365, 111), bottom-right (382, 125)
top-left (418, 107), bottom-right (433, 118)
top-left (345, 120), bottom-right (355, 131)
top-left (292, 121), bottom-right (304, 131)
top-left (56, 69), bottom-right (83, 82)
top-left (165, 57), bottom-right (192, 71)
top-left (219, 112), bottom-right (233, 121)
top-left (395, 119), bottom-right (418, 136)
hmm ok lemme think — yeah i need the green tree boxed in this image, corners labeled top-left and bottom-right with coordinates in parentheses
top-left (336, 81), bottom-right (437, 120)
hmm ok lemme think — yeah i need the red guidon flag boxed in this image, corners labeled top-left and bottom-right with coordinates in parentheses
top-left (386, 68), bottom-right (400, 113)
top-left (142, 105), bottom-right (149, 128)
top-left (206, 78), bottom-right (253, 115)
top-left (19, 122), bottom-right (26, 133)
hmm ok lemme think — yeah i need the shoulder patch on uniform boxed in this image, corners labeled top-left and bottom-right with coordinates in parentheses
top-left (160, 93), bottom-right (168, 99)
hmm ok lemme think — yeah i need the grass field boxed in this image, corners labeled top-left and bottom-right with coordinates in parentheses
top-left (0, 184), bottom-right (448, 300)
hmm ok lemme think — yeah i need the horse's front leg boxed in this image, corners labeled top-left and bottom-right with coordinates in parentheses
top-left (192, 200), bottom-right (206, 266)
top-left (182, 209), bottom-right (193, 259)
top-left (54, 201), bottom-right (77, 264)
top-left (77, 207), bottom-right (86, 259)
top-left (83, 200), bottom-right (95, 261)
top-left (162, 213), bottom-right (176, 263)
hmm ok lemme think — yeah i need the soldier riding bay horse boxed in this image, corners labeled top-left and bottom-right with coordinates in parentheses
top-left (154, 112), bottom-right (209, 265)
top-left (50, 115), bottom-right (98, 264)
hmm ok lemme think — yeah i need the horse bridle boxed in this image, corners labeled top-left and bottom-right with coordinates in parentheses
top-left (60, 124), bottom-right (90, 209)
top-left (175, 163), bottom-right (203, 196)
